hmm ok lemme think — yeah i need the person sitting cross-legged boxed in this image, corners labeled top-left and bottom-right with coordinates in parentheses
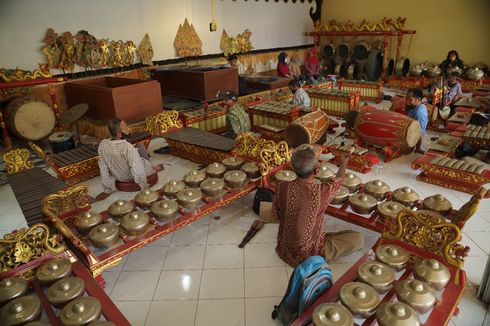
top-left (95, 118), bottom-right (164, 201)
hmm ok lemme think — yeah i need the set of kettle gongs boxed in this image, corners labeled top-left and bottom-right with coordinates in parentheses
top-left (322, 40), bottom-right (410, 81)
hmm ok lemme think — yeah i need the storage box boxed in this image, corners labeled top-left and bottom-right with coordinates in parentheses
top-left (152, 67), bottom-right (238, 101)
top-left (64, 77), bottom-right (162, 123)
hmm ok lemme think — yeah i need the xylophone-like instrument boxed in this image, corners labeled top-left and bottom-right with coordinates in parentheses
top-left (338, 79), bottom-right (383, 103)
top-left (451, 124), bottom-right (490, 149)
top-left (247, 100), bottom-right (302, 130)
top-left (412, 152), bottom-right (490, 194)
top-left (306, 89), bottom-right (360, 117)
top-left (180, 104), bottom-right (227, 134)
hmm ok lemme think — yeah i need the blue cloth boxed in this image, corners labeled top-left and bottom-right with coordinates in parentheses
top-left (407, 103), bottom-right (429, 135)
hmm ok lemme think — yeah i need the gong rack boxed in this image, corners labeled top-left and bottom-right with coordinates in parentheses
top-left (42, 144), bottom-right (291, 283)
top-left (292, 235), bottom-right (467, 326)
top-left (305, 29), bottom-right (416, 80)
top-left (0, 225), bottom-right (130, 326)
top-left (265, 158), bottom-right (481, 234)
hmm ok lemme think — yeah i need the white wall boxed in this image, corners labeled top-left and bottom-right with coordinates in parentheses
top-left (0, 0), bottom-right (315, 71)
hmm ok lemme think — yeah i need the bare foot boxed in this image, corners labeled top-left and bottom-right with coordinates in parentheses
top-left (153, 164), bottom-right (164, 172)
top-left (95, 192), bottom-right (111, 202)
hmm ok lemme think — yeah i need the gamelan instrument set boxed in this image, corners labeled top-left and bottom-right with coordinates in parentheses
top-left (338, 79), bottom-right (383, 103)
top-left (179, 104), bottom-right (227, 134)
top-left (306, 89), bottom-right (360, 117)
top-left (292, 210), bottom-right (469, 326)
top-left (0, 225), bottom-right (130, 325)
top-left (267, 160), bottom-right (484, 233)
top-left (41, 135), bottom-right (292, 281)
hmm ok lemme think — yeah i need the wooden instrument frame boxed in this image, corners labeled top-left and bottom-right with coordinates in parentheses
top-left (327, 145), bottom-right (379, 174)
top-left (412, 153), bottom-right (490, 195)
top-left (179, 104), bottom-right (228, 134)
top-left (385, 75), bottom-right (483, 92)
top-left (0, 224), bottom-right (130, 325)
top-left (307, 89), bottom-right (360, 117)
top-left (293, 209), bottom-right (468, 325)
top-left (338, 79), bottom-right (383, 103)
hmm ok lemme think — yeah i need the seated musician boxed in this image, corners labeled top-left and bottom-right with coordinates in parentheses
top-left (406, 88), bottom-right (429, 154)
top-left (288, 54), bottom-right (302, 79)
top-left (277, 52), bottom-right (292, 78)
top-left (289, 79), bottom-right (311, 109)
top-left (305, 47), bottom-right (321, 82)
top-left (226, 54), bottom-right (250, 96)
top-left (263, 146), bottom-right (364, 267)
top-left (221, 90), bottom-right (251, 139)
top-left (95, 118), bottom-right (164, 201)
top-left (440, 50), bottom-right (465, 76)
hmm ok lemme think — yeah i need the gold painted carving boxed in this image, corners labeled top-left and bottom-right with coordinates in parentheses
top-left (145, 110), bottom-right (183, 135)
top-left (314, 17), bottom-right (407, 32)
top-left (418, 163), bottom-right (489, 184)
top-left (220, 29), bottom-right (253, 56)
top-left (0, 223), bottom-right (66, 272)
top-left (137, 33), bottom-right (154, 66)
top-left (0, 64), bottom-right (52, 83)
top-left (453, 187), bottom-right (489, 228)
top-left (383, 210), bottom-right (467, 269)
top-left (234, 133), bottom-right (291, 175)
top-left (42, 185), bottom-right (90, 216)
top-left (174, 18), bottom-right (203, 58)
top-left (3, 148), bottom-right (34, 175)
top-left (58, 157), bottom-right (100, 180)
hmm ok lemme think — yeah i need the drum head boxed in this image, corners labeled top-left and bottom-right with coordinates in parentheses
top-left (285, 123), bottom-right (311, 148)
top-left (49, 131), bottom-right (73, 142)
top-left (406, 120), bottom-right (422, 148)
top-left (345, 110), bottom-right (360, 129)
top-left (12, 100), bottom-right (56, 140)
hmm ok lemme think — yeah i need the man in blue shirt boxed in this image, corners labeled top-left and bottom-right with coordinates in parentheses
top-left (406, 88), bottom-right (429, 153)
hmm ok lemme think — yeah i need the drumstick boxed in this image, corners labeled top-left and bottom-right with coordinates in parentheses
top-left (238, 220), bottom-right (265, 248)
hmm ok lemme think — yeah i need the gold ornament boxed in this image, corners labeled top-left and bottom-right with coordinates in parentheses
top-left (145, 110), bottom-right (183, 135)
top-left (0, 64), bottom-right (52, 83)
top-left (383, 210), bottom-right (467, 269)
top-left (174, 18), bottom-right (203, 58)
top-left (0, 223), bottom-right (66, 272)
top-left (2, 148), bottom-right (34, 175)
top-left (137, 33), bottom-right (154, 66)
top-left (314, 17), bottom-right (407, 33)
top-left (220, 29), bottom-right (253, 56)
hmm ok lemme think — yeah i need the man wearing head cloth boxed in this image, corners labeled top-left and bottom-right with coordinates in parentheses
top-left (221, 90), bottom-right (250, 139)
top-left (263, 146), bottom-right (364, 267)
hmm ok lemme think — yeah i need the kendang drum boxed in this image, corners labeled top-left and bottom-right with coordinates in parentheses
top-left (5, 96), bottom-right (56, 140)
top-left (49, 131), bottom-right (75, 154)
top-left (284, 111), bottom-right (329, 147)
top-left (346, 109), bottom-right (421, 154)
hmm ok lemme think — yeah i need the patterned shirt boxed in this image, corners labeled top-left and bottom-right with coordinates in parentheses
top-left (98, 139), bottom-right (154, 193)
top-left (293, 88), bottom-right (311, 108)
top-left (272, 176), bottom-right (342, 267)
top-left (226, 104), bottom-right (251, 138)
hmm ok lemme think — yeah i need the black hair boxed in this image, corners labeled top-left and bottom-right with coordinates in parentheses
top-left (227, 54), bottom-right (238, 62)
top-left (289, 79), bottom-right (301, 88)
top-left (278, 52), bottom-right (288, 64)
top-left (407, 88), bottom-right (423, 99)
top-left (107, 118), bottom-right (122, 138)
top-left (450, 71), bottom-right (461, 78)
top-left (447, 50), bottom-right (460, 61)
top-left (291, 146), bottom-right (318, 178)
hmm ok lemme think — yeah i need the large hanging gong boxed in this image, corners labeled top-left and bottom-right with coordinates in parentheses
top-left (365, 50), bottom-right (383, 81)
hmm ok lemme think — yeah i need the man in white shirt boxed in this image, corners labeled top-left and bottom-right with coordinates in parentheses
top-left (95, 118), bottom-right (163, 201)
top-left (289, 79), bottom-right (311, 109)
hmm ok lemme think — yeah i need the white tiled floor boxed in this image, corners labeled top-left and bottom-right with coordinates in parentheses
top-left (2, 133), bottom-right (490, 325)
